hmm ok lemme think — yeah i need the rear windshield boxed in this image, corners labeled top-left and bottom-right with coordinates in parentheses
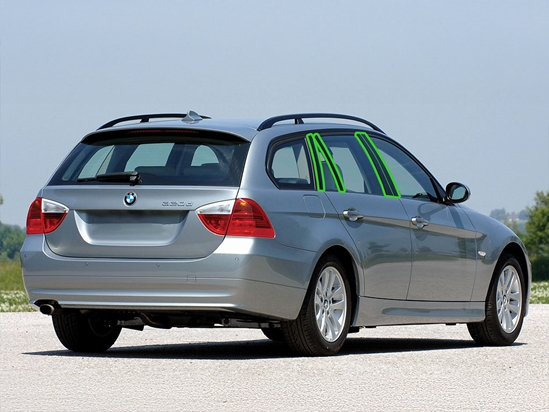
top-left (49, 129), bottom-right (250, 186)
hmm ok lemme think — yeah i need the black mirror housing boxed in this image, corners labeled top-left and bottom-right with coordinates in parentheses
top-left (446, 182), bottom-right (471, 204)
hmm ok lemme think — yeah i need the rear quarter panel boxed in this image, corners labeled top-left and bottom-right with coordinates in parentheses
top-left (237, 130), bottom-right (362, 288)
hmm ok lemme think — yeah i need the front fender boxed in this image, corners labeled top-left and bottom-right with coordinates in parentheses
top-left (461, 207), bottom-right (530, 302)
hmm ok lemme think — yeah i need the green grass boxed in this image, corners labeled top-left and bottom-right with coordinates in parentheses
top-left (531, 281), bottom-right (549, 304)
top-left (0, 290), bottom-right (33, 312)
top-left (0, 260), bottom-right (25, 290)
top-left (0, 260), bottom-right (33, 312)
top-left (1, 260), bottom-right (548, 312)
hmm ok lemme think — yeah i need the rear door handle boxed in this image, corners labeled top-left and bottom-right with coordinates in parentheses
top-left (411, 216), bottom-right (429, 229)
top-left (343, 208), bottom-right (364, 222)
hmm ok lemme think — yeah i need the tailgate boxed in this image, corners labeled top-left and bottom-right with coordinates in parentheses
top-left (43, 186), bottom-right (239, 259)
top-left (41, 127), bottom-right (250, 259)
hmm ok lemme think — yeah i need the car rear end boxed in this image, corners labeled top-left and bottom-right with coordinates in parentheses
top-left (21, 119), bottom-right (312, 325)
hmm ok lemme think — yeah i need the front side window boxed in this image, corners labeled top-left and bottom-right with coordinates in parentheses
top-left (371, 137), bottom-right (440, 201)
top-left (50, 130), bottom-right (250, 187)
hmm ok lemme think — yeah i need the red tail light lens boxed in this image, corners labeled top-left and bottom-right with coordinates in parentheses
top-left (26, 198), bottom-right (44, 235)
top-left (227, 199), bottom-right (275, 238)
top-left (197, 198), bottom-right (275, 238)
top-left (26, 198), bottom-right (69, 235)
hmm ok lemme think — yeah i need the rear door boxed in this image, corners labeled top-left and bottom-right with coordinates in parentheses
top-left (43, 128), bottom-right (250, 259)
top-left (308, 131), bottom-right (413, 300)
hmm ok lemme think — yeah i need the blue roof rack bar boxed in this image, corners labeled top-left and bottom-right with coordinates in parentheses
top-left (98, 111), bottom-right (210, 130)
top-left (257, 113), bottom-right (385, 133)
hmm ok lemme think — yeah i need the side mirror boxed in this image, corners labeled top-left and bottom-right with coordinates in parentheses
top-left (445, 182), bottom-right (471, 204)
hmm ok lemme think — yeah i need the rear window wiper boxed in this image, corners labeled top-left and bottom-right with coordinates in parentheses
top-left (78, 171), bottom-right (141, 185)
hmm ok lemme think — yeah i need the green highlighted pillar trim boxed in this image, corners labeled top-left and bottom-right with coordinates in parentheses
top-left (305, 130), bottom-right (400, 198)
top-left (354, 132), bottom-right (401, 198)
top-left (306, 133), bottom-right (346, 193)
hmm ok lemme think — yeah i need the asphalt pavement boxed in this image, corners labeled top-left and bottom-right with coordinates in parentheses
top-left (1, 306), bottom-right (548, 411)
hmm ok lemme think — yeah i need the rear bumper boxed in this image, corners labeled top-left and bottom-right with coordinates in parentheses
top-left (21, 235), bottom-right (317, 320)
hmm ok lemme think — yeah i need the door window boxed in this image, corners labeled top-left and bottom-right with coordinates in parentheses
top-left (319, 134), bottom-right (383, 195)
top-left (371, 137), bottom-right (440, 202)
top-left (302, 132), bottom-right (383, 195)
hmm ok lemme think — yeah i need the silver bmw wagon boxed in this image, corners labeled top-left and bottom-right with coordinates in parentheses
top-left (21, 111), bottom-right (531, 356)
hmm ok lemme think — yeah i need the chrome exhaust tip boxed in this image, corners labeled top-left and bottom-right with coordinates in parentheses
top-left (39, 304), bottom-right (56, 315)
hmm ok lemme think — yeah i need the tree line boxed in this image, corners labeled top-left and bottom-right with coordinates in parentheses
top-left (489, 191), bottom-right (549, 280)
top-left (0, 222), bottom-right (25, 261)
top-left (519, 191), bottom-right (549, 280)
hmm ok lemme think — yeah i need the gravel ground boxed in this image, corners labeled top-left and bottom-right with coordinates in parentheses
top-left (1, 306), bottom-right (548, 412)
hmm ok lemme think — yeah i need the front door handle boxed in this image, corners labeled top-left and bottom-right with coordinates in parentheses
top-left (343, 208), bottom-right (364, 222)
top-left (411, 216), bottom-right (429, 229)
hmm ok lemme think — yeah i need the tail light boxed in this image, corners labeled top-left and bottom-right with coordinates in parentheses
top-left (26, 198), bottom-right (69, 235)
top-left (197, 198), bottom-right (275, 238)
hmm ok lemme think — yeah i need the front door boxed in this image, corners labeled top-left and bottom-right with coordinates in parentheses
top-left (371, 136), bottom-right (478, 301)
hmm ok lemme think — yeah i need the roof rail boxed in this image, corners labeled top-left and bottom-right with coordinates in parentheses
top-left (97, 111), bottom-right (210, 130)
top-left (257, 113), bottom-right (385, 133)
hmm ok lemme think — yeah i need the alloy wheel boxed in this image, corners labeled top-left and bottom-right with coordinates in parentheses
top-left (314, 266), bottom-right (347, 342)
top-left (496, 264), bottom-right (523, 334)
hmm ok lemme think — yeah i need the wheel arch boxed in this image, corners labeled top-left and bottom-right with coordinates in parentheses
top-left (476, 241), bottom-right (531, 311)
top-left (319, 245), bottom-right (359, 325)
top-left (467, 242), bottom-right (529, 345)
top-left (499, 242), bottom-right (531, 301)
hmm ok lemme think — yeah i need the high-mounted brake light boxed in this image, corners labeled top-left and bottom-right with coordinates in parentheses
top-left (26, 198), bottom-right (69, 235)
top-left (197, 198), bottom-right (275, 238)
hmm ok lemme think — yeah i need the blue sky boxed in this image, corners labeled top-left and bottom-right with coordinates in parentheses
top-left (1, 1), bottom-right (548, 227)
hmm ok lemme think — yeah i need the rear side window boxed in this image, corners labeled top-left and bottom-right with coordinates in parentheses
top-left (49, 130), bottom-right (250, 186)
top-left (269, 139), bottom-right (313, 190)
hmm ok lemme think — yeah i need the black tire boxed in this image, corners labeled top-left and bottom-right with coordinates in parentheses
top-left (281, 255), bottom-right (351, 356)
top-left (52, 311), bottom-right (122, 352)
top-left (467, 254), bottom-right (526, 346)
top-left (261, 327), bottom-right (285, 342)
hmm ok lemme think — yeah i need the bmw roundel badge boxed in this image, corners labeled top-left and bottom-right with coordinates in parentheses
top-left (124, 192), bottom-right (137, 206)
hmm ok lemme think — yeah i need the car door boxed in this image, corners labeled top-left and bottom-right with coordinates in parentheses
top-left (371, 136), bottom-right (478, 302)
top-left (308, 131), bottom-right (413, 300)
